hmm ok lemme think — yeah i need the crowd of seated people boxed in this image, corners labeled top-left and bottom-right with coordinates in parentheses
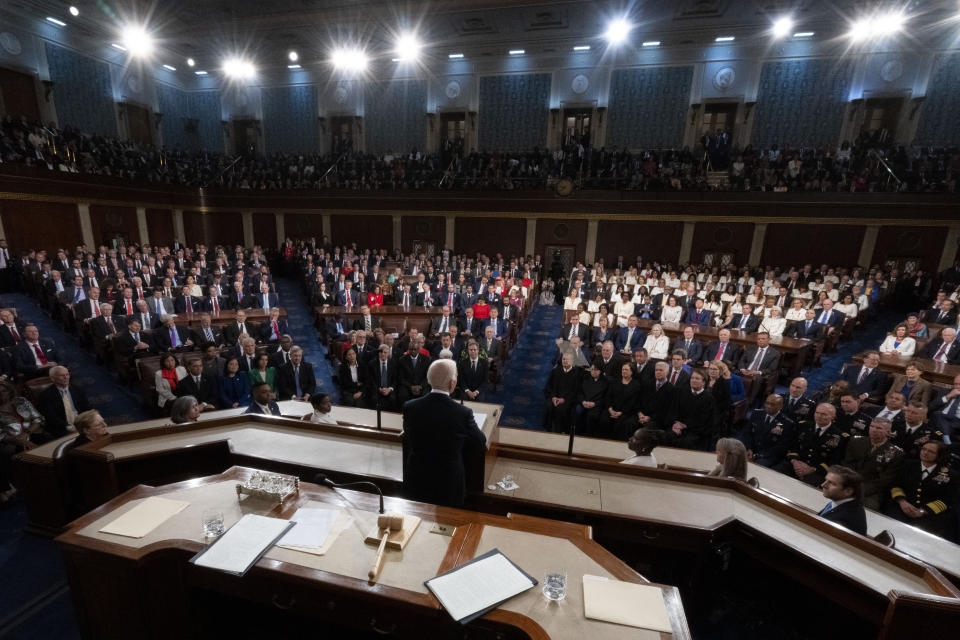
top-left (286, 240), bottom-right (540, 409)
top-left (543, 256), bottom-right (960, 539)
top-left (2, 114), bottom-right (957, 193)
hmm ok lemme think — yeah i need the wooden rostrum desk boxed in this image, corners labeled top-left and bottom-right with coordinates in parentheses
top-left (57, 467), bottom-right (690, 640)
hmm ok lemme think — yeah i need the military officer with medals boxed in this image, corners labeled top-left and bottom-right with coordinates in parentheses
top-left (841, 417), bottom-right (904, 510)
top-left (835, 393), bottom-right (872, 437)
top-left (775, 403), bottom-right (850, 486)
top-left (884, 441), bottom-right (957, 537)
top-left (891, 402), bottom-right (943, 460)
top-left (738, 394), bottom-right (796, 468)
top-left (781, 377), bottom-right (815, 425)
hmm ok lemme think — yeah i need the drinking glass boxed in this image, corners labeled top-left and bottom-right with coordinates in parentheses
top-left (202, 508), bottom-right (225, 538)
top-left (542, 568), bottom-right (567, 601)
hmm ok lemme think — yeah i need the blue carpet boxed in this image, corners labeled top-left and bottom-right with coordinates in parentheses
top-left (274, 277), bottom-right (337, 402)
top-left (487, 302), bottom-right (563, 429)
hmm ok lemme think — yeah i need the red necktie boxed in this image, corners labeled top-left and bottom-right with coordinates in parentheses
top-left (187, 297), bottom-right (193, 312)
top-left (137, 288), bottom-right (143, 299)
top-left (448, 294), bottom-right (454, 306)
top-left (670, 370), bottom-right (678, 385)
top-left (126, 300), bottom-right (133, 314)
top-left (9, 326), bottom-right (19, 342)
top-left (32, 343), bottom-right (48, 365)
top-left (213, 297), bottom-right (220, 312)
top-left (94, 301), bottom-right (101, 317)
top-left (715, 343), bottom-right (725, 360)
top-left (272, 322), bottom-right (279, 339)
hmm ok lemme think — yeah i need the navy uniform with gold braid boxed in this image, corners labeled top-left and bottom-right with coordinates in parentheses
top-left (834, 409), bottom-right (872, 437)
top-left (780, 393), bottom-right (815, 425)
top-left (777, 422), bottom-right (850, 485)
top-left (890, 422), bottom-right (944, 460)
top-left (738, 409), bottom-right (796, 468)
top-left (884, 462), bottom-right (957, 536)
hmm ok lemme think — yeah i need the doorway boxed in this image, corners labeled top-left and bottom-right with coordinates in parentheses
top-left (330, 116), bottom-right (353, 154)
top-left (863, 97), bottom-right (903, 145)
top-left (125, 102), bottom-right (152, 146)
top-left (440, 112), bottom-right (465, 164)
top-left (232, 119), bottom-right (259, 156)
top-left (700, 102), bottom-right (737, 170)
top-left (562, 108), bottom-right (592, 148)
top-left (0, 67), bottom-right (40, 122)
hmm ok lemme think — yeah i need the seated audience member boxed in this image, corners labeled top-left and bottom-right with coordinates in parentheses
top-left (543, 352), bottom-right (581, 433)
top-left (814, 299), bottom-right (844, 335)
top-left (708, 438), bottom-right (748, 481)
top-left (776, 403), bottom-right (849, 486)
top-left (218, 357), bottom-right (251, 409)
top-left (169, 395), bottom-right (202, 424)
top-left (337, 348), bottom-right (365, 407)
top-left (903, 313), bottom-right (927, 339)
top-left (840, 351), bottom-right (887, 402)
top-left (0, 381), bottom-right (44, 494)
top-left (866, 391), bottom-right (906, 427)
top-left (818, 466), bottom-right (868, 535)
top-left (718, 360), bottom-right (746, 404)
top-left (66, 409), bottom-right (109, 450)
top-left (637, 362), bottom-right (678, 431)
top-left (398, 342), bottom-right (430, 405)
top-left (458, 307), bottom-right (481, 339)
top-left (14, 325), bottom-right (58, 379)
top-left (878, 324), bottom-right (916, 356)
top-left (884, 441), bottom-right (956, 537)
top-left (202, 285), bottom-right (227, 313)
top-left (173, 284), bottom-right (201, 314)
top-left (258, 308), bottom-right (287, 343)
top-left (456, 341), bottom-right (488, 402)
top-left (615, 315), bottom-right (645, 355)
top-left (759, 307), bottom-right (786, 337)
top-left (889, 361), bottom-right (932, 406)
top-left (429, 306), bottom-right (455, 337)
top-left (921, 327), bottom-right (960, 364)
top-left (670, 370), bottom-right (715, 450)
top-left (785, 309), bottom-right (824, 340)
top-left (235, 337), bottom-right (258, 371)
top-left (256, 284), bottom-right (279, 311)
top-left (781, 377), bottom-right (814, 424)
top-left (308, 393), bottom-right (336, 424)
top-left (703, 328), bottom-right (742, 367)
top-left (245, 381), bottom-right (282, 415)
top-left (248, 353), bottom-right (277, 396)
top-left (89, 303), bottom-right (122, 341)
top-left (277, 346), bottom-right (315, 402)
top-left (705, 361), bottom-right (732, 426)
top-left (155, 353), bottom-right (187, 412)
top-left (621, 427), bottom-right (662, 467)
top-left (891, 402), bottom-right (943, 459)
top-left (928, 374), bottom-right (960, 440)
top-left (224, 310), bottom-right (253, 345)
top-left (739, 394), bottom-right (796, 468)
top-left (368, 344), bottom-right (398, 410)
top-left (155, 315), bottom-right (194, 352)
top-left (834, 393), bottom-right (872, 436)
top-left (642, 323), bottom-right (670, 360)
top-left (686, 298), bottom-right (712, 327)
top-left (737, 331), bottom-right (781, 386)
top-left (114, 319), bottom-right (155, 362)
top-left (725, 304), bottom-right (760, 333)
top-left (841, 417), bottom-right (904, 510)
top-left (175, 358), bottom-right (218, 411)
top-left (0, 309), bottom-right (26, 348)
top-left (37, 366), bottom-right (91, 439)
top-left (928, 299), bottom-right (957, 325)
top-left (201, 343), bottom-right (226, 378)
top-left (191, 314), bottom-right (223, 346)
top-left (674, 326), bottom-right (704, 365)
top-left (602, 362), bottom-right (642, 440)
top-left (575, 361), bottom-right (608, 436)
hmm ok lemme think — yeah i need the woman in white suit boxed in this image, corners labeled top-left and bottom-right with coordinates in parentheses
top-left (643, 324), bottom-right (671, 360)
top-left (878, 324), bottom-right (916, 356)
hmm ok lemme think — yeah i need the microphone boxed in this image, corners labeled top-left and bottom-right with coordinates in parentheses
top-left (314, 473), bottom-right (385, 514)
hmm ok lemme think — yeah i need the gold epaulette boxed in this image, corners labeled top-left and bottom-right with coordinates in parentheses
top-left (926, 500), bottom-right (948, 515)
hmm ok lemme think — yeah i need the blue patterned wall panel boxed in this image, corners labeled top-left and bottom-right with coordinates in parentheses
top-left (751, 59), bottom-right (852, 147)
top-left (156, 83), bottom-right (192, 149)
top-left (914, 53), bottom-right (960, 147)
top-left (363, 80), bottom-right (427, 154)
top-left (44, 43), bottom-right (116, 136)
top-left (191, 91), bottom-right (223, 151)
top-left (262, 85), bottom-right (319, 153)
top-left (606, 66), bottom-right (693, 149)
top-left (478, 74), bottom-right (550, 151)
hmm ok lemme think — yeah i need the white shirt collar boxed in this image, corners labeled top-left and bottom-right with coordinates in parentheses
top-left (430, 389), bottom-right (450, 397)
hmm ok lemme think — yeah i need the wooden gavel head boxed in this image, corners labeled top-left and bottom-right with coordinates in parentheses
top-left (378, 513), bottom-right (404, 532)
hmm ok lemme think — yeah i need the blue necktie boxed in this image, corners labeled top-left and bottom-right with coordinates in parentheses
top-left (294, 367), bottom-right (302, 397)
top-left (819, 503), bottom-right (834, 516)
top-left (170, 328), bottom-right (178, 347)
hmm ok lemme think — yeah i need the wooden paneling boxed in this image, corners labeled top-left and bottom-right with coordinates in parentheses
top-left (761, 224), bottom-right (866, 267)
top-left (89, 205), bottom-right (139, 248)
top-left (252, 213), bottom-right (277, 249)
top-left (146, 209), bottom-right (174, 247)
top-left (329, 214), bottom-right (392, 249)
top-left (400, 216), bottom-right (445, 254)
top-left (182, 211), bottom-right (205, 247)
top-left (596, 220), bottom-right (684, 264)
top-left (204, 211), bottom-right (244, 249)
top-left (871, 225), bottom-right (947, 270)
top-left (0, 67), bottom-right (40, 123)
top-left (0, 200), bottom-right (79, 255)
top-left (455, 217), bottom-right (524, 258)
top-left (690, 222), bottom-right (754, 265)
top-left (536, 218), bottom-right (589, 262)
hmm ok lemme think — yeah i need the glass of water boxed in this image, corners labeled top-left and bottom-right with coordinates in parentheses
top-left (201, 508), bottom-right (225, 538)
top-left (542, 568), bottom-right (567, 601)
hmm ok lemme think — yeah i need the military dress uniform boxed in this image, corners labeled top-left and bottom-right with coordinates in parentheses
top-left (885, 463), bottom-right (957, 536)
top-left (739, 410), bottom-right (796, 468)
top-left (835, 410), bottom-right (872, 437)
top-left (776, 422), bottom-right (850, 485)
top-left (841, 437), bottom-right (904, 510)
top-left (780, 394), bottom-right (815, 425)
top-left (891, 423), bottom-right (944, 460)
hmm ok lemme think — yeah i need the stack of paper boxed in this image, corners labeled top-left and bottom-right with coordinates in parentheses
top-left (191, 514), bottom-right (293, 576)
top-left (582, 574), bottom-right (672, 632)
top-left (276, 507), bottom-right (346, 555)
top-left (425, 549), bottom-right (537, 624)
top-left (99, 497), bottom-right (190, 538)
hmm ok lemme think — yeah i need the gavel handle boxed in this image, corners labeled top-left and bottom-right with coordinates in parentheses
top-left (368, 530), bottom-right (389, 581)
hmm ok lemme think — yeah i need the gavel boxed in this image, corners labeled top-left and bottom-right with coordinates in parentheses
top-left (368, 513), bottom-right (404, 582)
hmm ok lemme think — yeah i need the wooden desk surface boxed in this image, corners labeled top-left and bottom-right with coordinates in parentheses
top-left (852, 351), bottom-right (960, 386)
top-left (59, 467), bottom-right (688, 639)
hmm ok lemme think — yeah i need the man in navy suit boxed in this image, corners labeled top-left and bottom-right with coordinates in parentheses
top-left (154, 315), bottom-right (194, 352)
top-left (173, 285), bottom-right (201, 314)
top-left (258, 308), bottom-right (288, 343)
top-left (673, 325), bottom-right (704, 365)
top-left (560, 316), bottom-right (590, 344)
top-left (921, 327), bottom-right (960, 365)
top-left (615, 315), bottom-right (645, 354)
top-left (335, 281), bottom-right (360, 308)
top-left (255, 284), bottom-right (280, 312)
top-left (402, 359), bottom-right (487, 507)
top-left (703, 328), bottom-right (742, 365)
top-left (928, 374), bottom-right (960, 448)
top-left (786, 309), bottom-right (825, 340)
top-left (201, 286), bottom-right (228, 313)
top-left (244, 381), bottom-right (282, 415)
top-left (839, 351), bottom-right (887, 402)
top-left (440, 285), bottom-right (461, 313)
top-left (818, 465), bottom-right (867, 535)
top-left (725, 303), bottom-right (761, 334)
top-left (739, 394), bottom-right (796, 468)
top-left (814, 299), bottom-right (845, 335)
top-left (686, 299), bottom-right (712, 327)
top-left (13, 325), bottom-right (59, 378)
top-left (483, 307), bottom-right (508, 340)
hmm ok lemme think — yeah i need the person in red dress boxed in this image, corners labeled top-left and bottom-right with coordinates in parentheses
top-left (367, 284), bottom-right (384, 307)
top-left (473, 298), bottom-right (491, 320)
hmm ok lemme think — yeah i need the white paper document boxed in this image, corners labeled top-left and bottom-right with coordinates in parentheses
top-left (473, 413), bottom-right (487, 431)
top-left (582, 574), bottom-right (672, 632)
top-left (99, 496), bottom-right (190, 538)
top-left (192, 514), bottom-right (292, 575)
top-left (276, 507), bottom-right (341, 550)
top-left (426, 550), bottom-right (536, 623)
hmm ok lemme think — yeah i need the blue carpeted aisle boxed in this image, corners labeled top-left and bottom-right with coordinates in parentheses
top-left (273, 277), bottom-right (338, 402)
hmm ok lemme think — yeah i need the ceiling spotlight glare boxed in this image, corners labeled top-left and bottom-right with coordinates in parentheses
top-left (394, 34), bottom-right (422, 62)
top-left (121, 25), bottom-right (154, 58)
top-left (772, 17), bottom-right (793, 38)
top-left (288, 51), bottom-right (298, 62)
top-left (874, 11), bottom-right (905, 36)
top-left (331, 48), bottom-right (368, 72)
top-left (604, 18), bottom-right (631, 45)
top-left (186, 57), bottom-right (195, 67)
top-left (223, 58), bottom-right (256, 79)
top-left (69, 6), bottom-right (79, 17)
top-left (848, 18), bottom-right (871, 41)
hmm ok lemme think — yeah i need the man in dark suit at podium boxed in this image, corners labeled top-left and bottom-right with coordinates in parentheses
top-left (402, 359), bottom-right (487, 507)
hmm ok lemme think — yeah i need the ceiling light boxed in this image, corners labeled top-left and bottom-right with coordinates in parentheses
top-left (793, 32), bottom-right (815, 38)
top-left (848, 11), bottom-right (907, 41)
top-left (162, 64), bottom-right (177, 71)
top-left (715, 36), bottom-right (735, 42)
top-left (448, 52), bottom-right (464, 59)
top-left (394, 33), bottom-right (422, 62)
top-left (45, 17), bottom-right (67, 27)
top-left (287, 64), bottom-right (301, 69)
top-left (642, 41), bottom-right (660, 47)
top-left (509, 49), bottom-right (525, 55)
top-left (772, 17), bottom-right (793, 38)
top-left (604, 18), bottom-right (631, 45)
top-left (223, 58), bottom-right (256, 79)
top-left (194, 70), bottom-right (208, 76)
top-left (69, 6), bottom-right (79, 17)
top-left (121, 25), bottom-right (154, 58)
top-left (288, 51), bottom-right (298, 62)
top-left (111, 43), bottom-right (127, 51)
top-left (573, 45), bottom-right (590, 51)
top-left (330, 48), bottom-right (368, 72)
top-left (187, 58), bottom-right (195, 67)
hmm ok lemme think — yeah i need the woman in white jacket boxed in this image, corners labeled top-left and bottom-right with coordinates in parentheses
top-left (643, 324), bottom-right (671, 360)
top-left (878, 324), bottom-right (916, 356)
top-left (154, 353), bottom-right (187, 410)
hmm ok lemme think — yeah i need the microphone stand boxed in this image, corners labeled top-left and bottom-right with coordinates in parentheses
top-left (315, 473), bottom-right (385, 514)
top-left (567, 423), bottom-right (576, 457)
top-left (376, 395), bottom-right (382, 431)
